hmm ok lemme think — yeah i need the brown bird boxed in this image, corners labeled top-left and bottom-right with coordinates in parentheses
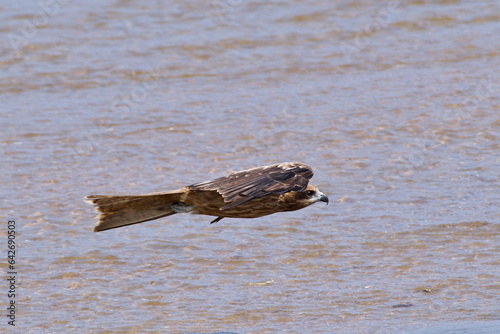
top-left (85, 162), bottom-right (328, 232)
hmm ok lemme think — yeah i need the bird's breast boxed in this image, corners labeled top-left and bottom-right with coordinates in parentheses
top-left (185, 190), bottom-right (285, 218)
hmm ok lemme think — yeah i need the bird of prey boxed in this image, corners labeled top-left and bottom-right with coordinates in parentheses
top-left (85, 162), bottom-right (328, 232)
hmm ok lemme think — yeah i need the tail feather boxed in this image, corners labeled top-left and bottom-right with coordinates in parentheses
top-left (85, 190), bottom-right (184, 232)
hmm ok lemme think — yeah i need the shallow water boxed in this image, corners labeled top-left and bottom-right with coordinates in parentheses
top-left (1, 0), bottom-right (499, 333)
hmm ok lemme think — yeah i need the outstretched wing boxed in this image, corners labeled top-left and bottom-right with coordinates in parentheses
top-left (188, 162), bottom-right (313, 210)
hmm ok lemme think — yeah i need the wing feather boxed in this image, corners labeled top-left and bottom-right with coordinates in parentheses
top-left (188, 162), bottom-right (313, 209)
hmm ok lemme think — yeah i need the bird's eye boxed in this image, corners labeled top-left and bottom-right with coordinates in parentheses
top-left (306, 190), bottom-right (316, 196)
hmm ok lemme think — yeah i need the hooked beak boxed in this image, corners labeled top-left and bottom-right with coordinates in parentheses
top-left (319, 192), bottom-right (329, 205)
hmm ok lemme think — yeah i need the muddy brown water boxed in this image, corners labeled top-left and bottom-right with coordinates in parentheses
top-left (1, 0), bottom-right (499, 333)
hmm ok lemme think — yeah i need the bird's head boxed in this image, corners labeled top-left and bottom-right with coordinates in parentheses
top-left (283, 184), bottom-right (329, 211)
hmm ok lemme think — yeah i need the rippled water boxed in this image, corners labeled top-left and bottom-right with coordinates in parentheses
top-left (1, 0), bottom-right (499, 333)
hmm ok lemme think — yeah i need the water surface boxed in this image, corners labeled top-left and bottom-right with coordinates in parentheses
top-left (1, 0), bottom-right (499, 333)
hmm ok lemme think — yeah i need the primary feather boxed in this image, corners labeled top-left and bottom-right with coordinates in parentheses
top-left (188, 162), bottom-right (313, 209)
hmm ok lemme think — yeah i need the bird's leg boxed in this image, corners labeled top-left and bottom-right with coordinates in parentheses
top-left (210, 216), bottom-right (224, 224)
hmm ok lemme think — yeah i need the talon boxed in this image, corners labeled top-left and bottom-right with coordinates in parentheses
top-left (210, 216), bottom-right (224, 224)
